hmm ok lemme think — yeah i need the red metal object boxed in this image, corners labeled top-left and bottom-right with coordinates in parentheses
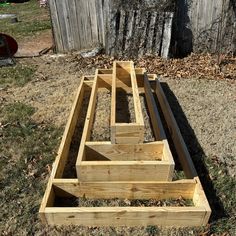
top-left (0, 33), bottom-right (18, 57)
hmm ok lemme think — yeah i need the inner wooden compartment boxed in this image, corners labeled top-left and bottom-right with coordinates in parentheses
top-left (111, 61), bottom-right (144, 144)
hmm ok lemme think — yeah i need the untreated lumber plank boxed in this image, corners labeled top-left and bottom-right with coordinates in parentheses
top-left (162, 139), bottom-right (175, 181)
top-left (54, 79), bottom-right (88, 178)
top-left (154, 80), bottom-right (197, 178)
top-left (92, 68), bottom-right (146, 91)
top-left (44, 206), bottom-right (206, 227)
top-left (52, 179), bottom-right (196, 200)
top-left (153, 79), bottom-right (211, 223)
top-left (97, 69), bottom-right (113, 74)
top-left (111, 62), bottom-right (116, 133)
top-left (39, 186), bottom-right (55, 224)
top-left (79, 160), bottom-right (172, 182)
top-left (193, 177), bottom-right (211, 226)
top-left (144, 72), bottom-right (166, 140)
top-left (76, 71), bottom-right (99, 177)
top-left (39, 78), bottom-right (87, 222)
top-left (114, 124), bottom-right (144, 137)
top-left (130, 61), bottom-right (144, 126)
top-left (84, 141), bottom-right (164, 161)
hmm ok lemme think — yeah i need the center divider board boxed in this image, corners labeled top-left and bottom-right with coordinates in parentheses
top-left (92, 69), bottom-right (168, 142)
top-left (95, 68), bottom-right (146, 92)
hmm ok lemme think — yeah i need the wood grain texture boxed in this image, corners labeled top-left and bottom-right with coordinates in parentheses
top-left (144, 73), bottom-right (166, 140)
top-left (75, 71), bottom-right (99, 176)
top-left (154, 80), bottom-right (198, 178)
top-left (78, 161), bottom-right (173, 182)
top-left (84, 142), bottom-right (164, 161)
top-left (39, 78), bottom-right (87, 220)
top-left (193, 177), bottom-right (212, 225)
top-left (49, 0), bottom-right (64, 52)
top-left (40, 63), bottom-right (211, 227)
top-left (44, 206), bottom-right (206, 226)
top-left (161, 12), bottom-right (173, 58)
top-left (52, 179), bottom-right (196, 199)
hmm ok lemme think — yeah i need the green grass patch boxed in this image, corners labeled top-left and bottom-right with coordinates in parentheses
top-left (0, 0), bottom-right (51, 40)
top-left (0, 19), bottom-right (51, 38)
top-left (192, 153), bottom-right (236, 235)
top-left (0, 64), bottom-right (36, 87)
top-left (205, 158), bottom-right (236, 234)
top-left (2, 102), bottom-right (35, 122)
top-left (0, 102), bottom-right (62, 234)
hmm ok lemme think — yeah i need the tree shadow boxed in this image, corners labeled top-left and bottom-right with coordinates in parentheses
top-left (116, 89), bottom-right (131, 123)
top-left (171, 0), bottom-right (193, 58)
top-left (161, 82), bottom-right (228, 222)
top-left (230, 0), bottom-right (236, 18)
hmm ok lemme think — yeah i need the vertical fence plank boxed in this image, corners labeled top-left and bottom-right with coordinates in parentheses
top-left (124, 11), bottom-right (135, 55)
top-left (161, 12), bottom-right (173, 58)
top-left (68, 0), bottom-right (80, 50)
top-left (50, 0), bottom-right (234, 55)
top-left (116, 10), bottom-right (126, 56)
top-left (96, 0), bottom-right (105, 46)
top-left (153, 13), bottom-right (163, 55)
top-left (138, 11), bottom-right (149, 56)
top-left (88, 0), bottom-right (98, 47)
top-left (131, 10), bottom-right (142, 57)
top-left (146, 12), bottom-right (157, 54)
top-left (49, 0), bottom-right (64, 52)
top-left (56, 0), bottom-right (70, 52)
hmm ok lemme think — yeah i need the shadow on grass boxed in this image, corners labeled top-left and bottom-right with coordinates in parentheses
top-left (160, 82), bottom-right (228, 223)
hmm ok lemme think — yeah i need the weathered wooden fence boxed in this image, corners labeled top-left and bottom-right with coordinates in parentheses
top-left (49, 0), bottom-right (235, 57)
top-left (106, 11), bottom-right (173, 57)
top-left (49, 0), bottom-right (174, 57)
top-left (174, 0), bottom-right (236, 56)
top-left (49, 0), bottom-right (105, 53)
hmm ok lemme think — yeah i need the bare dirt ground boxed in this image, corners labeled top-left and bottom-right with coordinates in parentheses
top-left (15, 29), bottom-right (53, 57)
